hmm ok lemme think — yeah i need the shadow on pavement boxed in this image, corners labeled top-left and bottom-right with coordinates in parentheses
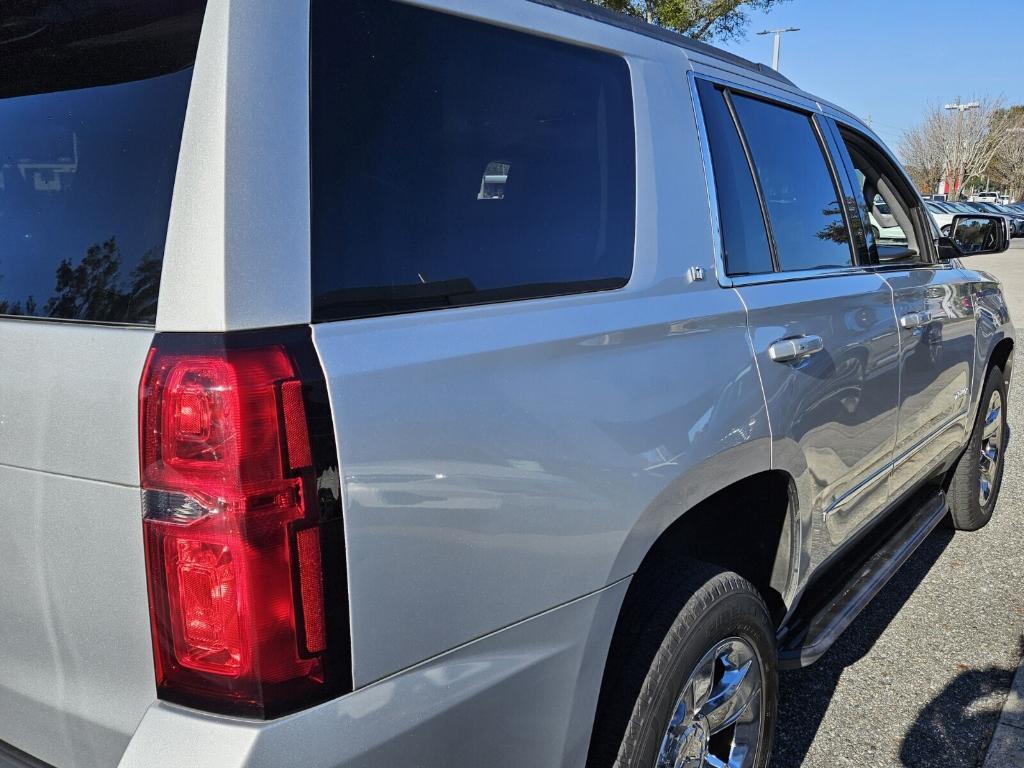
top-left (772, 527), bottom-right (955, 768)
top-left (898, 649), bottom-right (1018, 768)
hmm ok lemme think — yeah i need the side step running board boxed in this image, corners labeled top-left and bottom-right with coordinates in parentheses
top-left (777, 489), bottom-right (948, 669)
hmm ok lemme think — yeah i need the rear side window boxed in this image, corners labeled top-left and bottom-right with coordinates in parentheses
top-left (0, 6), bottom-right (202, 325)
top-left (731, 95), bottom-right (853, 272)
top-left (696, 81), bottom-right (773, 276)
top-left (310, 0), bottom-right (636, 322)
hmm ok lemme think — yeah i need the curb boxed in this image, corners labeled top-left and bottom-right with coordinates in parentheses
top-left (984, 650), bottom-right (1024, 766)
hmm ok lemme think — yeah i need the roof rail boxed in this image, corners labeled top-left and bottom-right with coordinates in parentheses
top-left (526, 0), bottom-right (796, 88)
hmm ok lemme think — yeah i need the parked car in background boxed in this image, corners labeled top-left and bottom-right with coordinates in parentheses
top-left (0, 2), bottom-right (1015, 767)
top-left (869, 195), bottom-right (908, 242)
top-left (925, 200), bottom-right (956, 235)
top-left (995, 204), bottom-right (1024, 237)
top-left (964, 200), bottom-right (1024, 238)
top-left (971, 191), bottom-right (1000, 204)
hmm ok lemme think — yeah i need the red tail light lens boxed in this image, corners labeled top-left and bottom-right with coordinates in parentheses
top-left (140, 331), bottom-right (349, 717)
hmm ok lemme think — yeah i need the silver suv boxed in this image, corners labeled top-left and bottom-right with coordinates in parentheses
top-left (0, 2), bottom-right (1013, 767)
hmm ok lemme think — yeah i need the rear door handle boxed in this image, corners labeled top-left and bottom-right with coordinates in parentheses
top-left (899, 311), bottom-right (931, 330)
top-left (768, 335), bottom-right (824, 363)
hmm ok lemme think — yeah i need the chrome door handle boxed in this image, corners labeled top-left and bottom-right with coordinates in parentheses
top-left (768, 335), bottom-right (824, 363)
top-left (899, 311), bottom-right (931, 330)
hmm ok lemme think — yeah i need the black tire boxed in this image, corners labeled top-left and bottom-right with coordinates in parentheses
top-left (588, 561), bottom-right (777, 768)
top-left (947, 366), bottom-right (1008, 531)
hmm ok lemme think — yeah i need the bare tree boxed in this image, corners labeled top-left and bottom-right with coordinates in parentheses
top-left (586, 0), bottom-right (791, 41)
top-left (900, 119), bottom-right (945, 195)
top-left (900, 97), bottom-right (1013, 199)
top-left (987, 106), bottom-right (1024, 201)
top-left (992, 131), bottom-right (1024, 201)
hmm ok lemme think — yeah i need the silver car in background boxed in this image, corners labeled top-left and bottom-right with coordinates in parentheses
top-left (0, 1), bottom-right (1014, 767)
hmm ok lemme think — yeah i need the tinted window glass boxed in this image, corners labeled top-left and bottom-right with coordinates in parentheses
top-left (311, 0), bottom-right (636, 321)
top-left (0, 72), bottom-right (191, 324)
top-left (0, 4), bottom-right (202, 325)
top-left (696, 80), bottom-right (773, 276)
top-left (732, 95), bottom-right (853, 271)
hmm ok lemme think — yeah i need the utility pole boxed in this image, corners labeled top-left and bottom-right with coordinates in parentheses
top-left (944, 98), bottom-right (980, 199)
top-left (757, 27), bottom-right (800, 71)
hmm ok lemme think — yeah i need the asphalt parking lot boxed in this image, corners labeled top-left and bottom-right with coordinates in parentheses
top-left (772, 240), bottom-right (1024, 767)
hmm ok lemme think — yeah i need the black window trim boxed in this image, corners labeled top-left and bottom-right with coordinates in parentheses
top-left (720, 88), bottom-right (781, 274)
top-left (690, 71), bottom-right (869, 288)
top-left (0, 314), bottom-right (154, 329)
top-left (819, 115), bottom-right (875, 266)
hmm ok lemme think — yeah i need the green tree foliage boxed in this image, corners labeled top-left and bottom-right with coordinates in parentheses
top-left (1, 237), bottom-right (163, 322)
top-left (586, 0), bottom-right (791, 41)
top-left (45, 238), bottom-right (126, 320)
top-left (0, 294), bottom-right (35, 316)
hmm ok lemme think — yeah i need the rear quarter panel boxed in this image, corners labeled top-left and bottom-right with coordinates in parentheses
top-left (0, 321), bottom-right (156, 768)
top-left (312, 7), bottom-right (772, 685)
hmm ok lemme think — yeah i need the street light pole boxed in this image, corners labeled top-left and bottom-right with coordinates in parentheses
top-left (756, 27), bottom-right (800, 71)
top-left (943, 98), bottom-right (980, 199)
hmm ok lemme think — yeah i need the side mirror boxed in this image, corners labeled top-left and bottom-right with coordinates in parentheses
top-left (938, 214), bottom-right (1009, 260)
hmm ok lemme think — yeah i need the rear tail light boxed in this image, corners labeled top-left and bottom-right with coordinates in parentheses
top-left (139, 329), bottom-right (350, 717)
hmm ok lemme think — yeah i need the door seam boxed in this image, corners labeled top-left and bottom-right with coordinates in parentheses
top-left (732, 287), bottom-right (772, 468)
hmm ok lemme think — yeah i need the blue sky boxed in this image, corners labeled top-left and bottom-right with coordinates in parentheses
top-left (720, 0), bottom-right (1023, 152)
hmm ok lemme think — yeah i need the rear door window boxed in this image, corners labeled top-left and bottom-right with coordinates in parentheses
top-left (310, 0), bottom-right (636, 322)
top-left (0, 7), bottom-right (201, 325)
top-left (731, 95), bottom-right (854, 272)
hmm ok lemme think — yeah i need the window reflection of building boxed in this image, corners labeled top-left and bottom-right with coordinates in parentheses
top-left (9, 132), bottom-right (79, 192)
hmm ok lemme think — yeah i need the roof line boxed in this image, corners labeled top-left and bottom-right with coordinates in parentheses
top-left (525, 0), bottom-right (796, 87)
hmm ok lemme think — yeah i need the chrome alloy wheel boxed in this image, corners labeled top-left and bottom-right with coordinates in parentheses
top-left (656, 638), bottom-right (764, 768)
top-left (979, 388), bottom-right (1004, 507)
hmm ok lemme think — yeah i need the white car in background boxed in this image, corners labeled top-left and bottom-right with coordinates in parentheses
top-left (925, 200), bottom-right (957, 235)
top-left (868, 195), bottom-right (907, 242)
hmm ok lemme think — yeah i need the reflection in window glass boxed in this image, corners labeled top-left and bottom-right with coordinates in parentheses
top-left (696, 80), bottom-right (773, 276)
top-left (0, 69), bottom-right (192, 323)
top-left (478, 162), bottom-right (511, 201)
top-left (311, 0), bottom-right (636, 321)
top-left (732, 95), bottom-right (853, 272)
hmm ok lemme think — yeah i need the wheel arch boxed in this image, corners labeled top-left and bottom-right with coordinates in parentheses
top-left (583, 468), bottom-right (796, 766)
top-left (612, 468), bottom-right (798, 631)
top-left (988, 336), bottom-right (1014, 380)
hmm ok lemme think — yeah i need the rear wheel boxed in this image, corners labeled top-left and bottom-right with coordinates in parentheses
top-left (947, 366), bottom-right (1007, 530)
top-left (588, 562), bottom-right (777, 768)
